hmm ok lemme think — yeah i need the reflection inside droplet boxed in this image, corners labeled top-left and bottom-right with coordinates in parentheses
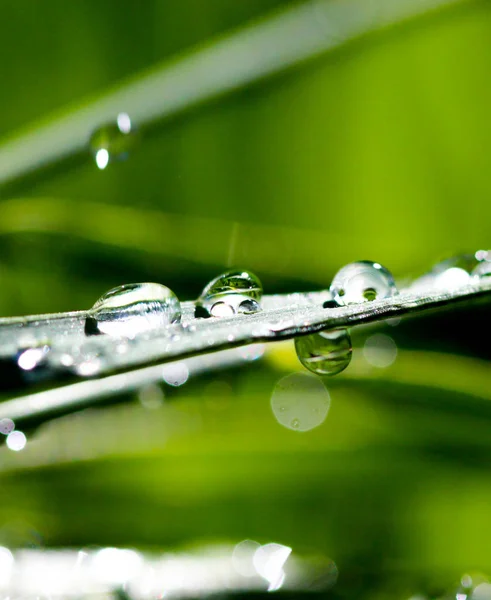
top-left (363, 334), bottom-right (397, 368)
top-left (271, 372), bottom-right (330, 432)
top-left (89, 114), bottom-right (137, 168)
top-left (95, 148), bottom-right (109, 170)
top-left (295, 329), bottom-right (352, 376)
top-left (116, 112), bottom-right (132, 134)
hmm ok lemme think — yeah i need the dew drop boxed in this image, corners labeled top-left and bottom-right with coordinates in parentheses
top-left (413, 253), bottom-right (490, 291)
top-left (330, 261), bottom-right (397, 306)
top-left (472, 260), bottom-right (491, 279)
top-left (86, 283), bottom-right (181, 337)
top-left (89, 113), bottom-right (137, 169)
top-left (295, 328), bottom-right (352, 376)
top-left (196, 270), bottom-right (262, 318)
top-left (0, 418), bottom-right (15, 435)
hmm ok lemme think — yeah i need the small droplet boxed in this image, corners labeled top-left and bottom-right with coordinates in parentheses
top-left (472, 260), bottom-right (491, 279)
top-left (86, 283), bottom-right (181, 337)
top-left (0, 418), bottom-right (15, 435)
top-left (89, 113), bottom-right (137, 169)
top-left (196, 270), bottom-right (262, 317)
top-left (413, 253), bottom-right (489, 291)
top-left (295, 329), bottom-right (352, 376)
top-left (271, 372), bottom-right (330, 432)
top-left (330, 261), bottom-right (397, 306)
top-left (162, 362), bottom-right (189, 387)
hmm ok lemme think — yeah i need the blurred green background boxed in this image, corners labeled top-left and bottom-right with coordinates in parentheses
top-left (1, 0), bottom-right (491, 598)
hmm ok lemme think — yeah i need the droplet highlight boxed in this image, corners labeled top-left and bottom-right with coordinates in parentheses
top-left (89, 113), bottom-right (137, 169)
top-left (86, 282), bottom-right (181, 337)
top-left (295, 329), bottom-right (352, 376)
top-left (196, 270), bottom-right (262, 317)
top-left (271, 372), bottom-right (330, 432)
top-left (412, 253), bottom-right (490, 291)
top-left (330, 261), bottom-right (397, 306)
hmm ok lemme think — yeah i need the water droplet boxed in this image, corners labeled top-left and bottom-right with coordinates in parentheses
top-left (413, 253), bottom-right (490, 291)
top-left (86, 283), bottom-right (181, 337)
top-left (271, 372), bottom-right (330, 432)
top-left (196, 270), bottom-right (262, 317)
top-left (472, 260), bottom-right (491, 279)
top-left (295, 329), bottom-right (352, 376)
top-left (89, 113), bottom-right (137, 169)
top-left (161, 362), bottom-right (189, 386)
top-left (0, 418), bottom-right (15, 435)
top-left (330, 261), bottom-right (397, 305)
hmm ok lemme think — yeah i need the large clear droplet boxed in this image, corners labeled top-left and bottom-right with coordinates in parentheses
top-left (89, 112), bottom-right (137, 169)
top-left (330, 261), bottom-right (397, 306)
top-left (86, 283), bottom-right (181, 337)
top-left (196, 270), bottom-right (262, 318)
top-left (295, 328), bottom-right (352, 376)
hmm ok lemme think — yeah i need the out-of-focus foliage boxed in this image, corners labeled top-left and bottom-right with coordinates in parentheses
top-left (1, 1), bottom-right (491, 597)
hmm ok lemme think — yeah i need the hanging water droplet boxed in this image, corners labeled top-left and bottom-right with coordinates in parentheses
top-left (330, 261), bottom-right (397, 306)
top-left (295, 328), bottom-right (352, 376)
top-left (196, 270), bottom-right (262, 317)
top-left (86, 283), bottom-right (181, 337)
top-left (89, 112), bottom-right (137, 169)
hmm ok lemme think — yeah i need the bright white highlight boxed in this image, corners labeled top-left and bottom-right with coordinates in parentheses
top-left (117, 112), bottom-right (132, 134)
top-left (91, 547), bottom-right (143, 585)
top-left (253, 543), bottom-right (292, 591)
top-left (17, 347), bottom-right (47, 371)
top-left (435, 267), bottom-right (470, 289)
top-left (0, 546), bottom-right (14, 586)
top-left (95, 148), bottom-right (109, 170)
top-left (6, 430), bottom-right (27, 451)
